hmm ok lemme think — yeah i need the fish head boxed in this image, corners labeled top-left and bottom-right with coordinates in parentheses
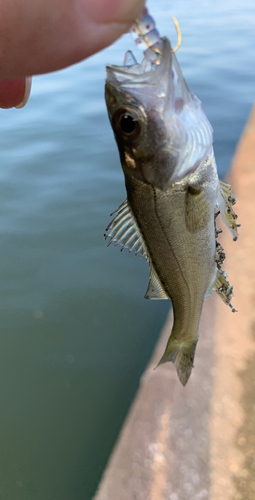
top-left (105, 38), bottom-right (213, 189)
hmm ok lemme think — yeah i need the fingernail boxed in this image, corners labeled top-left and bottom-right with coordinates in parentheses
top-left (0, 78), bottom-right (31, 109)
top-left (15, 77), bottom-right (32, 108)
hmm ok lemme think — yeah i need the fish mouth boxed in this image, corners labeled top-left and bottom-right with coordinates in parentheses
top-left (106, 38), bottom-right (171, 88)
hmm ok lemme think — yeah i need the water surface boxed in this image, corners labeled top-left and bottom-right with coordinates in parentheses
top-left (0, 1), bottom-right (254, 498)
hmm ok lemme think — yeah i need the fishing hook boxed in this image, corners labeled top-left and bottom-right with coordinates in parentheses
top-left (171, 16), bottom-right (182, 53)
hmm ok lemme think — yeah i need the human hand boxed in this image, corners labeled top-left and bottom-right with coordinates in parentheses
top-left (0, 0), bottom-right (145, 108)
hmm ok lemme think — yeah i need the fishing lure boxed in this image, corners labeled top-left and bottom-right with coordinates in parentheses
top-left (130, 7), bottom-right (181, 61)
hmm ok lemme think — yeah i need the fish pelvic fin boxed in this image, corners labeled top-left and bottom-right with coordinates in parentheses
top-left (157, 338), bottom-right (198, 386)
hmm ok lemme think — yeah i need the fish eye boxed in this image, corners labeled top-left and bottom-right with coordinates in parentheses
top-left (113, 108), bottom-right (143, 141)
top-left (120, 114), bottom-right (137, 134)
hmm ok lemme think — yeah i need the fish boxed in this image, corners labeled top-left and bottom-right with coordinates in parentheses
top-left (104, 9), bottom-right (239, 386)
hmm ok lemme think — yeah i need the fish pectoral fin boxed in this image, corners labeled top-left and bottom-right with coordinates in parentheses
top-left (157, 338), bottom-right (198, 386)
top-left (185, 186), bottom-right (211, 232)
top-left (217, 180), bottom-right (239, 241)
top-left (213, 268), bottom-right (237, 312)
top-left (144, 267), bottom-right (169, 300)
top-left (104, 199), bottom-right (149, 260)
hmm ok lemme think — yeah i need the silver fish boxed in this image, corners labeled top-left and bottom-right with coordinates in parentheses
top-left (104, 10), bottom-right (239, 385)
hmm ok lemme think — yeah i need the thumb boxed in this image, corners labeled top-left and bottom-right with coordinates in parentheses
top-left (0, 0), bottom-right (146, 79)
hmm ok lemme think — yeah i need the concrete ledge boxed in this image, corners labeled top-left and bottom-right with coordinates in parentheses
top-left (94, 105), bottom-right (255, 500)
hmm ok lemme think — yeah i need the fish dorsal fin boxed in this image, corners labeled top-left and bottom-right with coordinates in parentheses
top-left (104, 200), bottom-right (149, 260)
top-left (105, 200), bottom-right (169, 300)
top-left (145, 267), bottom-right (169, 300)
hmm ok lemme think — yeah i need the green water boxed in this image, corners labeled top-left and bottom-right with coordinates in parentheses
top-left (0, 0), bottom-right (254, 498)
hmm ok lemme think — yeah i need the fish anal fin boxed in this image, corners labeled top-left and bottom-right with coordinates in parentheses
top-left (105, 199), bottom-right (149, 260)
top-left (158, 338), bottom-right (198, 386)
top-left (145, 267), bottom-right (169, 300)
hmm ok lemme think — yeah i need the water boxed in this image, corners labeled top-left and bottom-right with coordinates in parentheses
top-left (0, 1), bottom-right (254, 498)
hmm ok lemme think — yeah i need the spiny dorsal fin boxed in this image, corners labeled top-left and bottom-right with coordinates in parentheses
top-left (104, 199), bottom-right (149, 260)
top-left (145, 267), bottom-right (169, 300)
top-left (105, 200), bottom-right (169, 300)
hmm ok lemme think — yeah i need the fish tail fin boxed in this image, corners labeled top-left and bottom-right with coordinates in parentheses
top-left (158, 338), bottom-right (198, 386)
